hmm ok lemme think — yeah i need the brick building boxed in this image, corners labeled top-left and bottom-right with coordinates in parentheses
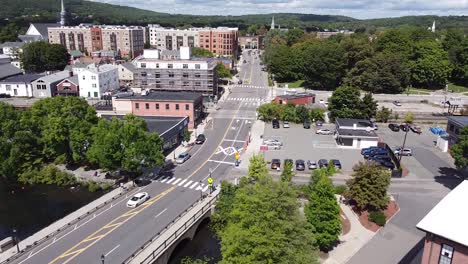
top-left (273, 93), bottom-right (315, 105)
top-left (199, 27), bottom-right (238, 57)
top-left (56, 75), bottom-right (79, 97)
top-left (417, 180), bottom-right (468, 264)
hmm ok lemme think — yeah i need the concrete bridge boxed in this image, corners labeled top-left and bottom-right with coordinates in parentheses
top-left (123, 189), bottom-right (220, 264)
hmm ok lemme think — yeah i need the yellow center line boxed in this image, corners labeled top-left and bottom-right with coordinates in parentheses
top-left (49, 104), bottom-right (242, 264)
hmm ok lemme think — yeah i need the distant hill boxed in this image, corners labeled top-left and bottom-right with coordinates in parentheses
top-left (0, 0), bottom-right (466, 31)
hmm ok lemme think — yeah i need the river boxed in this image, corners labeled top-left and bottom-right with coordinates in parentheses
top-left (0, 182), bottom-right (103, 241)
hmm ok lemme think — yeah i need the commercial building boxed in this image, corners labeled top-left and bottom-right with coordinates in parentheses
top-left (417, 180), bottom-right (468, 264)
top-left (111, 91), bottom-right (203, 129)
top-left (31, 71), bottom-right (72, 98)
top-left (78, 64), bottom-right (119, 99)
top-left (334, 118), bottom-right (379, 149)
top-left (48, 24), bottom-right (145, 58)
top-left (148, 25), bottom-right (238, 57)
top-left (446, 116), bottom-right (468, 148)
top-left (0, 74), bottom-right (42, 97)
top-left (132, 48), bottom-right (218, 96)
top-left (316, 30), bottom-right (354, 39)
top-left (273, 93), bottom-right (315, 105)
top-left (239, 35), bottom-right (265, 50)
top-left (19, 23), bottom-right (59, 43)
top-left (56, 75), bottom-right (79, 97)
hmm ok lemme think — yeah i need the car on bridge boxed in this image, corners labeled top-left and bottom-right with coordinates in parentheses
top-left (127, 192), bottom-right (150, 208)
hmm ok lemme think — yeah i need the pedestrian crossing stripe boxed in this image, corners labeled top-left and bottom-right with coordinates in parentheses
top-left (155, 176), bottom-right (211, 192)
top-left (227, 98), bottom-right (262, 101)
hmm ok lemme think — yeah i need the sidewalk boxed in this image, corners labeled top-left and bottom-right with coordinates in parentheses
top-left (237, 119), bottom-right (265, 170)
top-left (324, 196), bottom-right (375, 264)
top-left (166, 121), bottom-right (207, 161)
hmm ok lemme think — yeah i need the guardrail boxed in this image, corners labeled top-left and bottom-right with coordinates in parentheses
top-left (0, 186), bottom-right (133, 264)
top-left (123, 192), bottom-right (219, 264)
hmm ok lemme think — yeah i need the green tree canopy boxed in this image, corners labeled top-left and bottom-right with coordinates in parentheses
top-left (451, 126), bottom-right (468, 170)
top-left (216, 62), bottom-right (232, 79)
top-left (247, 154), bottom-right (270, 181)
top-left (21, 41), bottom-right (69, 73)
top-left (191, 47), bottom-right (214, 57)
top-left (328, 86), bottom-right (364, 119)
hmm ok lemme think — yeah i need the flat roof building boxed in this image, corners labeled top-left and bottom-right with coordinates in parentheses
top-left (334, 118), bottom-right (379, 149)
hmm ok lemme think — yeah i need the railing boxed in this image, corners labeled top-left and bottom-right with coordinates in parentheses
top-left (0, 187), bottom-right (132, 264)
top-left (122, 192), bottom-right (219, 264)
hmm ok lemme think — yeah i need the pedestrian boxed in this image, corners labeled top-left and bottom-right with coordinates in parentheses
top-left (207, 176), bottom-right (214, 194)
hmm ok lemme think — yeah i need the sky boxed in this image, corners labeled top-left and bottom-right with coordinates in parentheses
top-left (91, 0), bottom-right (468, 19)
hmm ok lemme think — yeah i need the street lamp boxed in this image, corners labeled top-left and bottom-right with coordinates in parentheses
top-left (101, 254), bottom-right (105, 264)
top-left (12, 228), bottom-right (19, 252)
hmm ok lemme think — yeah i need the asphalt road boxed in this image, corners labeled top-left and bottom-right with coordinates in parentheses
top-left (12, 49), bottom-right (268, 264)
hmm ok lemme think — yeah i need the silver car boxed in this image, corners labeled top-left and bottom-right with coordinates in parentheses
top-left (394, 148), bottom-right (412, 156)
top-left (307, 160), bottom-right (317, 170)
top-left (263, 139), bottom-right (283, 146)
top-left (176, 152), bottom-right (191, 164)
top-left (316, 129), bottom-right (332, 135)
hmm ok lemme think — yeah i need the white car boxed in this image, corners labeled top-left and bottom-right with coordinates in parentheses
top-left (176, 152), bottom-right (191, 164)
top-left (283, 121), bottom-right (290, 128)
top-left (127, 192), bottom-right (150, 208)
top-left (263, 139), bottom-right (283, 146)
top-left (307, 160), bottom-right (317, 170)
top-left (394, 148), bottom-right (413, 156)
top-left (316, 129), bottom-right (333, 135)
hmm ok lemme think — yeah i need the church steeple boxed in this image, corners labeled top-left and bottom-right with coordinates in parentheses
top-left (270, 16), bottom-right (275, 30)
top-left (60, 0), bottom-right (66, 27)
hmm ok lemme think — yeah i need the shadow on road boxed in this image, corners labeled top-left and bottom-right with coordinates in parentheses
top-left (434, 167), bottom-right (466, 190)
top-left (398, 237), bottom-right (425, 264)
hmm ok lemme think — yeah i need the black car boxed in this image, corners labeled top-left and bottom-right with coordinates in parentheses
top-left (303, 119), bottom-right (311, 129)
top-left (331, 159), bottom-right (342, 169)
top-left (134, 176), bottom-right (152, 186)
top-left (238, 80), bottom-right (243, 84)
top-left (399, 124), bottom-right (409, 132)
top-left (388, 124), bottom-right (400, 132)
top-left (295, 160), bottom-right (305, 171)
top-left (378, 160), bottom-right (395, 170)
top-left (272, 119), bottom-right (280, 129)
top-left (364, 149), bottom-right (389, 159)
top-left (318, 159), bottom-right (328, 168)
top-left (369, 155), bottom-right (392, 162)
top-left (195, 134), bottom-right (206, 144)
top-left (271, 159), bottom-right (281, 169)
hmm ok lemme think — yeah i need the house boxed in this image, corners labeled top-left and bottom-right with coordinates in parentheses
top-left (1, 42), bottom-right (24, 59)
top-left (0, 74), bottom-right (43, 97)
top-left (111, 91), bottom-right (203, 128)
top-left (101, 115), bottom-right (189, 151)
top-left (18, 23), bottom-right (59, 43)
top-left (446, 116), bottom-right (468, 148)
top-left (31, 71), bottom-right (72, 98)
top-left (334, 118), bottom-right (379, 149)
top-left (78, 64), bottom-right (119, 99)
top-left (0, 63), bottom-right (23, 81)
top-left (0, 54), bottom-right (10, 64)
top-left (417, 180), bottom-right (468, 264)
top-left (273, 93), bottom-right (315, 105)
top-left (56, 75), bottom-right (79, 97)
top-left (118, 62), bottom-right (137, 84)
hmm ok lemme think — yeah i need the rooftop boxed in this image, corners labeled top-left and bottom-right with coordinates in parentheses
top-left (34, 71), bottom-right (71, 83)
top-left (336, 118), bottom-right (373, 128)
top-left (31, 23), bottom-right (60, 37)
top-left (116, 91), bottom-right (203, 102)
top-left (0, 74), bottom-right (43, 84)
top-left (447, 116), bottom-right (468, 127)
top-left (336, 128), bottom-right (378, 138)
top-left (0, 42), bottom-right (25, 48)
top-left (0, 64), bottom-right (23, 80)
top-left (84, 64), bottom-right (117, 74)
top-left (417, 180), bottom-right (468, 246)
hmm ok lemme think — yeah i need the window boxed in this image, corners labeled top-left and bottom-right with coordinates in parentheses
top-left (156, 63), bottom-right (159, 68)
top-left (175, 104), bottom-right (179, 110)
top-left (195, 64), bottom-right (201, 69)
top-left (5, 85), bottom-right (11, 91)
top-left (145, 103), bottom-right (149, 109)
top-left (155, 103), bottom-right (159, 110)
top-left (449, 124), bottom-right (454, 132)
top-left (168, 73), bottom-right (174, 78)
top-left (168, 64), bottom-right (173, 69)
top-left (94, 92), bottom-right (98, 98)
top-left (183, 64), bottom-right (188, 69)
top-left (195, 82), bottom-right (201, 86)
top-left (141, 63), bottom-right (146, 68)
top-left (141, 72), bottom-right (147, 77)
top-left (135, 103), bottom-right (139, 109)
top-left (183, 81), bottom-right (189, 87)
top-left (183, 73), bottom-right (188, 78)
top-left (165, 104), bottom-right (169, 110)
top-left (91, 76), bottom-right (96, 80)
top-left (82, 75), bottom-right (86, 80)
top-left (185, 104), bottom-right (189, 110)
top-left (195, 73), bottom-right (201, 78)
top-left (155, 73), bottom-right (160, 78)
top-left (92, 84), bottom-right (97, 88)
top-left (141, 80), bottom-right (147, 85)
top-left (169, 81), bottom-right (175, 86)
top-left (439, 244), bottom-right (454, 264)
top-left (88, 92), bottom-right (90, 97)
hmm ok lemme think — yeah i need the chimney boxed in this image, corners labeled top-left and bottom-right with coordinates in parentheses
top-left (69, 70), bottom-right (73, 77)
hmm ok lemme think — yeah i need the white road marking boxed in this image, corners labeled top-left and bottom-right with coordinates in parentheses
top-left (155, 208), bottom-right (168, 218)
top-left (208, 160), bottom-right (236, 165)
top-left (104, 244), bottom-right (120, 257)
top-left (172, 178), bottom-right (182, 185)
top-left (223, 139), bottom-right (246, 142)
top-left (196, 184), bottom-right (205, 191)
top-left (160, 176), bottom-right (170, 183)
top-left (202, 186), bottom-right (209, 192)
top-left (166, 177), bottom-right (176, 184)
top-left (189, 182), bottom-right (199, 189)
top-left (177, 179), bottom-right (187, 186)
top-left (183, 180), bottom-right (193, 188)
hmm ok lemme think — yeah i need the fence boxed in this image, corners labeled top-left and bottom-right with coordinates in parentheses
top-left (123, 192), bottom-right (219, 264)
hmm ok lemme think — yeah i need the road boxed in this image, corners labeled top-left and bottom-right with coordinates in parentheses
top-left (10, 49), bottom-right (268, 264)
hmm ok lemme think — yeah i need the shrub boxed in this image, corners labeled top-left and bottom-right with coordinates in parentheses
top-left (87, 181), bottom-right (102, 192)
top-left (368, 211), bottom-right (386, 226)
top-left (334, 185), bottom-right (348, 195)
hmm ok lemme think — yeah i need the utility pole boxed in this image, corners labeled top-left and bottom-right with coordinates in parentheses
top-left (12, 229), bottom-right (19, 253)
top-left (398, 125), bottom-right (409, 163)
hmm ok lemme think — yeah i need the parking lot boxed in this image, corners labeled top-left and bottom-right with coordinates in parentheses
top-left (261, 121), bottom-right (455, 178)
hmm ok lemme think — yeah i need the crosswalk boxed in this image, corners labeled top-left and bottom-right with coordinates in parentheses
top-left (230, 85), bottom-right (270, 89)
top-left (156, 176), bottom-right (210, 192)
top-left (227, 97), bottom-right (263, 102)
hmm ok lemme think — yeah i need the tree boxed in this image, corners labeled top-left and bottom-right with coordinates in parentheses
top-left (295, 105), bottom-right (309, 122)
top-left (191, 47), bottom-right (214, 57)
top-left (375, 106), bottom-right (392, 123)
top-left (281, 103), bottom-right (297, 122)
top-left (0, 23), bottom-right (20, 43)
top-left (286, 28), bottom-right (304, 46)
top-left (341, 35), bottom-right (373, 70)
top-left (264, 44), bottom-right (298, 81)
top-left (247, 154), bottom-right (269, 181)
top-left (328, 86), bottom-right (364, 119)
top-left (443, 30), bottom-right (468, 86)
top-left (305, 172), bottom-right (341, 251)
top-left (309, 108), bottom-right (325, 122)
top-left (451, 126), bottom-right (468, 170)
top-left (216, 62), bottom-right (232, 79)
top-left (281, 160), bottom-right (294, 182)
top-left (21, 42), bottom-right (69, 73)
top-left (346, 162), bottom-right (391, 211)
top-left (360, 93), bottom-right (378, 119)
top-left (404, 112), bottom-right (414, 124)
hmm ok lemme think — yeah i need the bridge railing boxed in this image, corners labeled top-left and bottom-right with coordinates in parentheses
top-left (123, 191), bottom-right (219, 264)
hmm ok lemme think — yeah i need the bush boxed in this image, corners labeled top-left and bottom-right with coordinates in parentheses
top-left (86, 181), bottom-right (102, 192)
top-left (368, 211), bottom-right (386, 226)
top-left (334, 185), bottom-right (348, 195)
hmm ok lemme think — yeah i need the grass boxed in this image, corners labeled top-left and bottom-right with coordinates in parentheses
top-left (404, 88), bottom-right (431, 95)
top-left (279, 80), bottom-right (305, 88)
top-left (448, 82), bottom-right (468, 93)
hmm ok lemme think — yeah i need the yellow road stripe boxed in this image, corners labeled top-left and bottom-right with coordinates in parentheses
top-left (102, 223), bottom-right (122, 229)
top-left (58, 249), bottom-right (84, 258)
top-left (82, 235), bottom-right (104, 243)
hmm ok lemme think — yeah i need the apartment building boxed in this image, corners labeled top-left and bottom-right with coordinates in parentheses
top-left (48, 24), bottom-right (144, 59)
top-left (148, 25), bottom-right (238, 57)
top-left (78, 64), bottom-right (119, 99)
top-left (132, 47), bottom-right (218, 96)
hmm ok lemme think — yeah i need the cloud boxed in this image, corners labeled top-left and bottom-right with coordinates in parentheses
top-left (92, 0), bottom-right (468, 19)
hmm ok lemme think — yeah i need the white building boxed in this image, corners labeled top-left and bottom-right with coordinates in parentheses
top-left (0, 74), bottom-right (42, 97)
top-left (1, 42), bottom-right (24, 60)
top-left (148, 24), bottom-right (201, 50)
top-left (334, 118), bottom-right (379, 149)
top-left (78, 64), bottom-right (119, 99)
top-left (19, 23), bottom-right (59, 43)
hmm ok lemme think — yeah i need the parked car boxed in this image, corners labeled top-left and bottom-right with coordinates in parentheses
top-left (377, 160), bottom-right (395, 170)
top-left (393, 100), bottom-right (402, 106)
top-left (283, 121), bottom-right (290, 128)
top-left (361, 146), bottom-right (381, 155)
top-left (307, 160), bottom-right (317, 170)
top-left (295, 160), bottom-right (305, 171)
top-left (176, 152), bottom-right (191, 164)
top-left (316, 129), bottom-right (332, 135)
top-left (127, 192), bottom-right (150, 208)
top-left (303, 119), bottom-right (311, 129)
top-left (331, 159), bottom-right (342, 169)
top-left (364, 149), bottom-right (389, 159)
top-left (263, 139), bottom-right (283, 146)
top-left (238, 80), bottom-right (243, 84)
top-left (318, 159), bottom-right (328, 168)
top-left (400, 124), bottom-right (409, 132)
top-left (195, 134), bottom-right (206, 144)
top-left (388, 123), bottom-right (400, 132)
top-left (410, 125), bottom-right (422, 134)
top-left (369, 155), bottom-right (392, 162)
top-left (272, 119), bottom-right (280, 129)
top-left (394, 147), bottom-right (412, 156)
top-left (316, 121), bottom-right (323, 127)
top-left (271, 159), bottom-right (281, 169)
